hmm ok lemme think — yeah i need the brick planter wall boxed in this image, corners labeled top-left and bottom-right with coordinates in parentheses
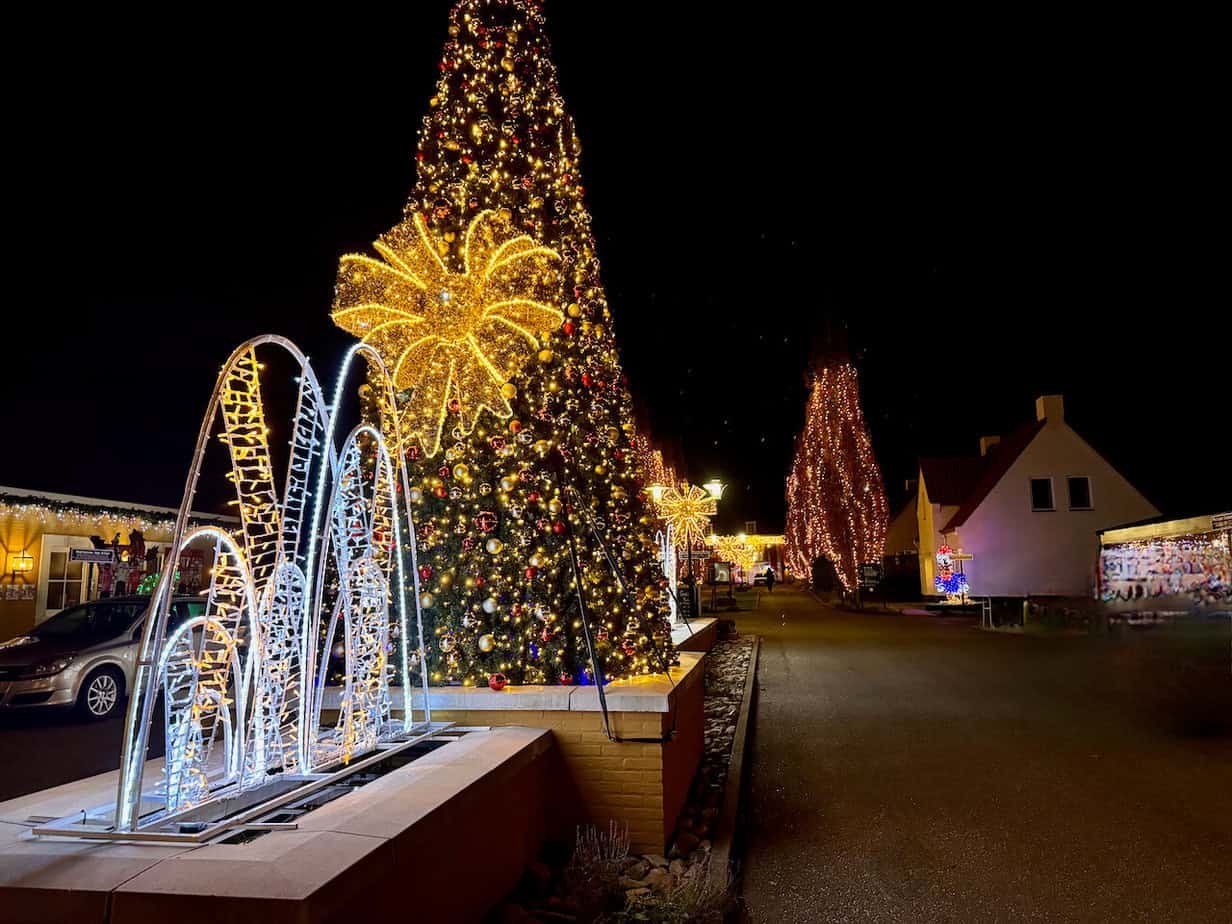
top-left (324, 652), bottom-right (707, 854)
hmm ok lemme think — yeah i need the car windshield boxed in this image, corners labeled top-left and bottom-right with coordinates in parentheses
top-left (32, 602), bottom-right (148, 642)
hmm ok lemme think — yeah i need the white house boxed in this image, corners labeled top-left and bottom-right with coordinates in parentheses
top-left (917, 395), bottom-right (1159, 598)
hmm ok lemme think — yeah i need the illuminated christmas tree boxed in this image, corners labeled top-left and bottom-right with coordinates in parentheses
top-left (332, 0), bottom-right (673, 687)
top-left (784, 362), bottom-right (889, 593)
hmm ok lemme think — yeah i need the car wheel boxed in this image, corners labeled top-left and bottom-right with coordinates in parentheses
top-left (77, 668), bottom-right (123, 720)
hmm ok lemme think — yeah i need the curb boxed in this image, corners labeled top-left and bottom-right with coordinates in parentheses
top-left (708, 634), bottom-right (760, 886)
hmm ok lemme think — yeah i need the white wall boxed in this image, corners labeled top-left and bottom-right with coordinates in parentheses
top-left (950, 422), bottom-right (1158, 597)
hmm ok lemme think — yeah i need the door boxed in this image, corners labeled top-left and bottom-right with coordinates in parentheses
top-left (37, 535), bottom-right (95, 622)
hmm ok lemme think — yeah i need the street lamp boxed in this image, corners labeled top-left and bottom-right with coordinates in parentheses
top-left (703, 479), bottom-right (725, 500)
top-left (648, 484), bottom-right (667, 504)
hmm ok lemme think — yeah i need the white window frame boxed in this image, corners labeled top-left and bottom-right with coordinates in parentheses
top-left (36, 535), bottom-right (96, 622)
top-left (1029, 477), bottom-right (1056, 512)
top-left (1066, 474), bottom-right (1094, 511)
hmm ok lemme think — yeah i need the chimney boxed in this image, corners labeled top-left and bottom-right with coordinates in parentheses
top-left (979, 436), bottom-right (1001, 457)
top-left (1035, 394), bottom-right (1065, 423)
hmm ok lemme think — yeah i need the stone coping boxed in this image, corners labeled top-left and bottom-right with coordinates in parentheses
top-left (323, 650), bottom-right (704, 714)
top-left (671, 616), bottom-right (716, 648)
top-left (0, 727), bottom-right (555, 922)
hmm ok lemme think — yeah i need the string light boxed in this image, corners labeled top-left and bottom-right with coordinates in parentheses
top-left (657, 483), bottom-right (717, 551)
top-left (333, 210), bottom-right (563, 458)
top-left (331, 0), bottom-right (675, 687)
top-left (784, 363), bottom-right (889, 592)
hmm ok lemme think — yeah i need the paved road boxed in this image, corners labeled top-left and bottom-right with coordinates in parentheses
top-left (740, 587), bottom-right (1232, 922)
top-left (0, 704), bottom-right (164, 805)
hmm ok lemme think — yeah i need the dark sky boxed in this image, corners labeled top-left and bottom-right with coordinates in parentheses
top-left (6, 4), bottom-right (1226, 531)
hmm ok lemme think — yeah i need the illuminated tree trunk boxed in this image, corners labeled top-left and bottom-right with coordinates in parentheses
top-left (784, 363), bottom-right (889, 596)
top-left (330, 0), bottom-right (673, 686)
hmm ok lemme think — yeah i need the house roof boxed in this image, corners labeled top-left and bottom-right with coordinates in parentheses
top-left (938, 420), bottom-right (1046, 534)
top-left (918, 457), bottom-right (986, 506)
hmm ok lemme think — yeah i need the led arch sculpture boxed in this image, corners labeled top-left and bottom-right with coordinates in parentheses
top-left (107, 335), bottom-right (434, 835)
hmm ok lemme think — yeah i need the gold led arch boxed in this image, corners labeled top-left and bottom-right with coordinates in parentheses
top-left (332, 209), bottom-right (563, 457)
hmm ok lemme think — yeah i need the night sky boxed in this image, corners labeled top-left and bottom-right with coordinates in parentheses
top-left (7, 4), bottom-right (1226, 531)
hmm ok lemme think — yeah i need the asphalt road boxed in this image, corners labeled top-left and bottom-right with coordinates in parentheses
top-left (739, 587), bottom-right (1232, 922)
top-left (0, 702), bottom-right (165, 804)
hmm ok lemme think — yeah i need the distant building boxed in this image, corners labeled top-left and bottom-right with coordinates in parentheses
top-left (916, 395), bottom-right (1159, 598)
top-left (0, 487), bottom-right (233, 638)
top-left (1098, 512), bottom-right (1231, 612)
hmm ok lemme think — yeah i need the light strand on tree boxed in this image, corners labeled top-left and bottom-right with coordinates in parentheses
top-left (784, 363), bottom-right (889, 591)
top-left (330, 0), bottom-right (674, 687)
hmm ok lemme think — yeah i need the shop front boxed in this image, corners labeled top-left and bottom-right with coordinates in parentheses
top-left (1098, 511), bottom-right (1232, 615)
top-left (0, 487), bottom-right (234, 640)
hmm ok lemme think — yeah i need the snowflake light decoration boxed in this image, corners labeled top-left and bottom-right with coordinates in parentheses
top-left (657, 483), bottom-right (717, 549)
top-left (332, 209), bottom-right (562, 457)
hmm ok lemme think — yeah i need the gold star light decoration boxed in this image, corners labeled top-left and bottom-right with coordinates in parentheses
top-left (657, 483), bottom-right (717, 549)
top-left (332, 209), bottom-right (562, 457)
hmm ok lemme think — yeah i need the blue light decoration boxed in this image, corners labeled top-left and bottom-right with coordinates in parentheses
top-left (528, 642), bottom-right (540, 660)
top-left (934, 545), bottom-right (969, 597)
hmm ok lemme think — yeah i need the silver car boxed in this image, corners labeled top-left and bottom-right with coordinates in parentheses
top-left (0, 596), bottom-right (205, 720)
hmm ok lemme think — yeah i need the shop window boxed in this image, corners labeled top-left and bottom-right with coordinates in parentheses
top-left (1030, 478), bottom-right (1055, 511)
top-left (1067, 476), bottom-right (1092, 510)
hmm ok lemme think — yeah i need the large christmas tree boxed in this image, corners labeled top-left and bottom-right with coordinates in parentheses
top-left (332, 0), bottom-right (673, 686)
top-left (784, 362), bottom-right (889, 592)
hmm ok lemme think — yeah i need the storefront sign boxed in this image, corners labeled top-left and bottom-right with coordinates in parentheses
top-left (70, 548), bottom-right (117, 565)
top-left (1212, 512), bottom-right (1232, 531)
top-left (859, 562), bottom-right (883, 591)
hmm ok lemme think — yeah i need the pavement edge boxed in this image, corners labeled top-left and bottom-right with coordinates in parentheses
top-left (708, 633), bottom-right (760, 887)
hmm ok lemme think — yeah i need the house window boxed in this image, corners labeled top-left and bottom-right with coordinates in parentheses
top-left (1030, 478), bottom-right (1055, 511)
top-left (1067, 476), bottom-right (1092, 510)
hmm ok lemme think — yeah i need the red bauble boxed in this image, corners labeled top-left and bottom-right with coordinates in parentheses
top-left (438, 465), bottom-right (451, 478)
top-left (525, 566), bottom-right (539, 579)
top-left (528, 491), bottom-right (541, 502)
top-left (552, 521), bottom-right (566, 535)
top-left (581, 373), bottom-right (593, 388)
top-left (509, 420), bottom-right (523, 433)
top-left (563, 320), bottom-right (576, 337)
top-left (613, 449), bottom-right (624, 460)
top-left (559, 672), bottom-right (573, 684)
top-left (434, 486), bottom-right (448, 498)
top-left (488, 673), bottom-right (508, 692)
top-left (419, 565), bottom-right (433, 581)
top-left (475, 576), bottom-right (486, 587)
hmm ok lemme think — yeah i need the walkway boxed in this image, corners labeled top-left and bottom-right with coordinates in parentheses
top-left (739, 587), bottom-right (1232, 921)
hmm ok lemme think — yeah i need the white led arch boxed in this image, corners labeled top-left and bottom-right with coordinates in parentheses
top-left (112, 335), bottom-right (432, 834)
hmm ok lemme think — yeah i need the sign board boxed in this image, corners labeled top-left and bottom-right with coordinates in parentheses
top-left (683, 549), bottom-right (711, 561)
top-left (951, 552), bottom-right (974, 561)
top-left (676, 582), bottom-right (697, 623)
top-left (713, 561), bottom-right (732, 584)
top-left (859, 562), bottom-right (883, 591)
top-left (1213, 512), bottom-right (1232, 531)
top-left (70, 548), bottom-right (116, 565)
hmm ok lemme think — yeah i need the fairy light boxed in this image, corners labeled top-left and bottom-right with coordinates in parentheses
top-left (332, 0), bottom-right (676, 687)
top-left (333, 210), bottom-right (563, 458)
top-left (784, 363), bottom-right (889, 592)
top-left (657, 483), bottom-right (717, 550)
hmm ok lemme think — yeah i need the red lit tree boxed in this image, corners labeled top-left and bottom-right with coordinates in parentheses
top-left (785, 363), bottom-right (889, 594)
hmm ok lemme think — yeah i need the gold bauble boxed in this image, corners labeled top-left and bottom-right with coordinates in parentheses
top-left (478, 634), bottom-right (497, 653)
top-left (501, 382), bottom-right (517, 399)
top-left (453, 463), bottom-right (470, 479)
top-left (538, 349), bottom-right (553, 363)
top-left (419, 593), bottom-right (434, 609)
top-left (548, 499), bottom-right (563, 515)
top-left (486, 538), bottom-right (504, 555)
